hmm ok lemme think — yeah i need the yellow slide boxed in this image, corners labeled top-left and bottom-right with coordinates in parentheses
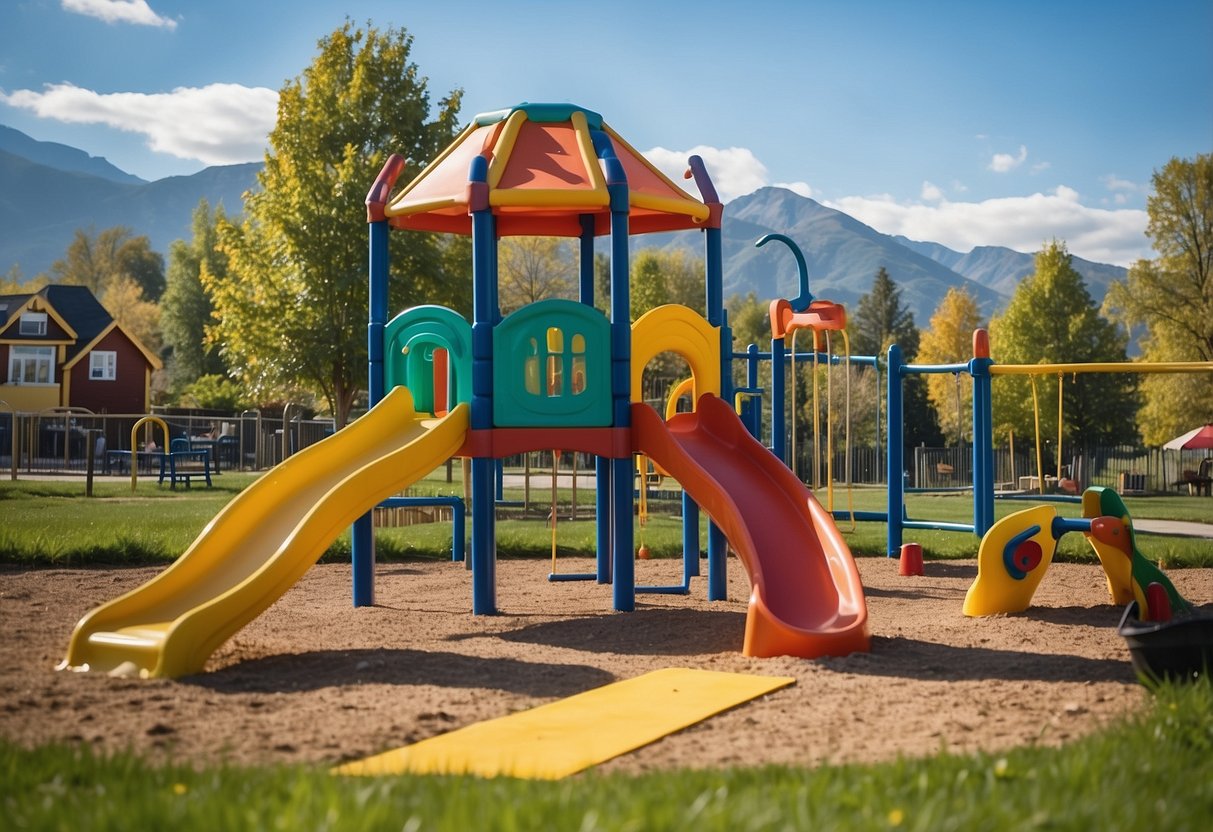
top-left (60, 387), bottom-right (468, 679)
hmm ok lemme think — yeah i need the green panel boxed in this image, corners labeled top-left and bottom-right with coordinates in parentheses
top-left (493, 299), bottom-right (611, 427)
top-left (384, 305), bottom-right (471, 415)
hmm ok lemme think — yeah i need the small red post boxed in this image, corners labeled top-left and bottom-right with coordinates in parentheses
top-left (899, 542), bottom-right (924, 576)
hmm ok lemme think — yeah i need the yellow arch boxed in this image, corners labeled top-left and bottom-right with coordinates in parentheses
top-left (630, 305), bottom-right (721, 404)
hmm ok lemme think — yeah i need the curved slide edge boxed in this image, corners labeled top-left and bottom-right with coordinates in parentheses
top-left (61, 387), bottom-right (468, 679)
top-left (631, 395), bottom-right (869, 659)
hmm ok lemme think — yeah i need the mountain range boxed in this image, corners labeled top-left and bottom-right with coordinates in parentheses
top-left (0, 126), bottom-right (256, 280)
top-left (1, 126), bottom-right (1127, 326)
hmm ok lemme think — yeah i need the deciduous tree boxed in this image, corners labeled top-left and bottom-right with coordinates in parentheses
top-left (989, 241), bottom-right (1139, 454)
top-left (497, 237), bottom-right (573, 313)
top-left (51, 226), bottom-right (164, 299)
top-left (1103, 154), bottom-right (1213, 443)
top-left (209, 21), bottom-right (463, 426)
top-left (918, 287), bottom-right (984, 442)
top-left (101, 274), bottom-right (161, 354)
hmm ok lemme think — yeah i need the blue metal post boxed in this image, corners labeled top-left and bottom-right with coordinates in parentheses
top-left (771, 336), bottom-right (786, 463)
top-left (603, 152), bottom-right (634, 612)
top-left (579, 214), bottom-right (611, 583)
top-left (972, 355), bottom-right (995, 535)
top-left (886, 343), bottom-right (904, 556)
top-left (469, 156), bottom-right (497, 614)
top-left (353, 218), bottom-right (390, 607)
top-left (682, 491), bottom-right (700, 578)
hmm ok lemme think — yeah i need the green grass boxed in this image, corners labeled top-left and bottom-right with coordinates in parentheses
top-left (2, 677), bottom-right (1210, 831)
top-left (2, 473), bottom-right (1211, 567)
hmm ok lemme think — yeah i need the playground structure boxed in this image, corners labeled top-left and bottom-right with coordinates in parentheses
top-left (884, 331), bottom-right (1213, 558)
top-left (963, 485), bottom-right (1191, 619)
top-left (61, 103), bottom-right (871, 679)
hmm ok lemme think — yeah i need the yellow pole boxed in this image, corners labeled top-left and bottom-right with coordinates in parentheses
top-left (128, 415), bottom-right (169, 492)
top-left (991, 361), bottom-right (1213, 375)
top-left (1056, 373), bottom-right (1064, 481)
top-left (1029, 376), bottom-right (1045, 495)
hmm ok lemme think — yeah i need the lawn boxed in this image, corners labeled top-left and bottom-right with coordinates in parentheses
top-left (2, 471), bottom-right (1209, 567)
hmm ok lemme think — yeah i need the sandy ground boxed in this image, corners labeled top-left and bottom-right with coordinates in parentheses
top-left (1, 556), bottom-right (1209, 774)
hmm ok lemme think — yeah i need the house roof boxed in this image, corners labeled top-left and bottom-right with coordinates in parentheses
top-left (40, 285), bottom-right (113, 363)
top-left (0, 289), bottom-right (76, 342)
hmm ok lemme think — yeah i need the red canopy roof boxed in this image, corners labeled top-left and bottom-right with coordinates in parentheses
top-left (375, 103), bottom-right (716, 237)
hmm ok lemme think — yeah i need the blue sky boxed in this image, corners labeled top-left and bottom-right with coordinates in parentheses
top-left (2, 0), bottom-right (1210, 266)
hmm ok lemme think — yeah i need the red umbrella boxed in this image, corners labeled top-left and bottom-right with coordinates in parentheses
top-left (1163, 424), bottom-right (1213, 451)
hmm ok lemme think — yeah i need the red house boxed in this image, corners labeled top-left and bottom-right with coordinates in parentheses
top-left (0, 284), bottom-right (162, 413)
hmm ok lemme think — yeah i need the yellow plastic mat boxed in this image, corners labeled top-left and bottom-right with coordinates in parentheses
top-left (333, 667), bottom-right (795, 780)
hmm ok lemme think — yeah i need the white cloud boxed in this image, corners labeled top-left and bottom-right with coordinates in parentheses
top-left (988, 144), bottom-right (1028, 173)
top-left (0, 82), bottom-right (277, 165)
top-left (643, 145), bottom-right (784, 203)
top-left (920, 181), bottom-right (944, 201)
top-left (62, 0), bottom-right (177, 29)
top-left (827, 186), bottom-right (1149, 267)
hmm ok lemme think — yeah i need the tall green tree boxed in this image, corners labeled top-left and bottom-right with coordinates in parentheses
top-left (162, 200), bottom-right (230, 395)
top-left (1104, 153), bottom-right (1213, 443)
top-left (918, 287), bottom-right (984, 443)
top-left (208, 21), bottom-right (463, 426)
top-left (849, 267), bottom-right (920, 358)
top-left (989, 241), bottom-right (1139, 455)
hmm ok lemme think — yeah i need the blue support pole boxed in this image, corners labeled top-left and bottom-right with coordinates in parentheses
top-left (353, 218), bottom-right (391, 607)
top-left (469, 157), bottom-right (497, 615)
top-left (771, 336), bottom-right (786, 463)
top-left (886, 343), bottom-right (905, 557)
top-left (579, 213), bottom-right (611, 584)
top-left (972, 355), bottom-right (995, 535)
top-left (707, 524), bottom-right (728, 601)
top-left (595, 456), bottom-right (612, 583)
top-left (682, 491), bottom-right (700, 578)
top-left (604, 153), bottom-right (634, 612)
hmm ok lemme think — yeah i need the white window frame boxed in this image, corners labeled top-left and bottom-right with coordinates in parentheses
top-left (18, 312), bottom-right (47, 336)
top-left (8, 345), bottom-right (56, 385)
top-left (89, 350), bottom-right (117, 381)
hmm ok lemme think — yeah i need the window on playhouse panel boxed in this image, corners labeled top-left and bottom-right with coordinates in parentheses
top-left (545, 326), bottom-right (563, 397)
top-left (571, 334), bottom-right (586, 395)
top-left (525, 337), bottom-right (541, 395)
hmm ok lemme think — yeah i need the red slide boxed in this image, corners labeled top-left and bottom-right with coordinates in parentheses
top-left (632, 395), bottom-right (870, 659)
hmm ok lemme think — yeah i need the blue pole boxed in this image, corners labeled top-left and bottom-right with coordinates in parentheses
top-left (886, 343), bottom-right (904, 557)
top-left (353, 218), bottom-right (390, 607)
top-left (469, 156), bottom-right (497, 614)
top-left (682, 490), bottom-right (700, 578)
top-left (771, 336), bottom-right (786, 463)
top-left (580, 214), bottom-right (611, 583)
top-left (604, 152), bottom-right (634, 612)
top-left (972, 355), bottom-right (995, 535)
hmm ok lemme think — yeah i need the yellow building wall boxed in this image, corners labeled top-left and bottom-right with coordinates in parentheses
top-left (0, 384), bottom-right (61, 411)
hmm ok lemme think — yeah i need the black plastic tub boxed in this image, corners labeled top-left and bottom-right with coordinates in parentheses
top-left (1118, 601), bottom-right (1213, 684)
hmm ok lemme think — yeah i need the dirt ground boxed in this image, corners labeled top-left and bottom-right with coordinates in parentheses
top-left (1, 556), bottom-right (1209, 774)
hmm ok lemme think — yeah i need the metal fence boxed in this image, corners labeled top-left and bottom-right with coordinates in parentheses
top-left (0, 407), bottom-right (335, 477)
